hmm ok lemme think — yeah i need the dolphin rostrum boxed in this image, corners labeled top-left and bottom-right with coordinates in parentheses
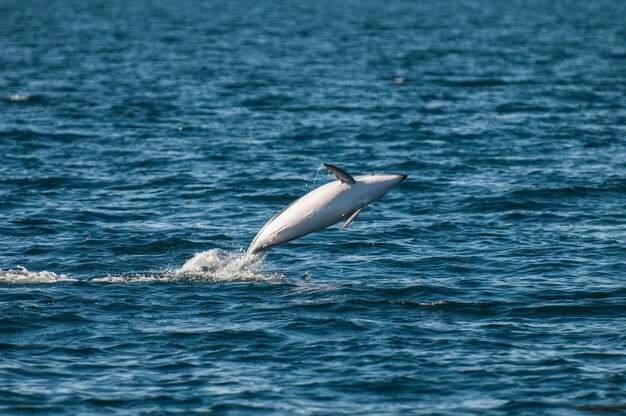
top-left (247, 164), bottom-right (407, 254)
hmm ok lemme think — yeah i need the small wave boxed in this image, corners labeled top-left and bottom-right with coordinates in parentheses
top-left (440, 78), bottom-right (506, 87)
top-left (419, 300), bottom-right (449, 307)
top-left (92, 249), bottom-right (283, 283)
top-left (0, 266), bottom-right (77, 284)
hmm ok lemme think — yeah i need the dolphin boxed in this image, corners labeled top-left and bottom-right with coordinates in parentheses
top-left (247, 164), bottom-right (407, 254)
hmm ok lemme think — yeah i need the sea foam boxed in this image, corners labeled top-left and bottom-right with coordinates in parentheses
top-left (0, 266), bottom-right (77, 284)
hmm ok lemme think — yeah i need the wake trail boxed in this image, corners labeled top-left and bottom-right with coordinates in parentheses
top-left (0, 250), bottom-right (283, 285)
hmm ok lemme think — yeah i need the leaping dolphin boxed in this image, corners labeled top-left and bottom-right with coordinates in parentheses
top-left (247, 164), bottom-right (407, 254)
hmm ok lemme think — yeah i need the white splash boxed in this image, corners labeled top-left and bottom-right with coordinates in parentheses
top-left (0, 266), bottom-right (77, 284)
top-left (172, 249), bottom-right (283, 282)
top-left (92, 249), bottom-right (283, 283)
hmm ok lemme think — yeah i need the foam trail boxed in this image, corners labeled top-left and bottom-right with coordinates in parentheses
top-left (0, 266), bottom-right (77, 284)
top-left (1, 250), bottom-right (282, 284)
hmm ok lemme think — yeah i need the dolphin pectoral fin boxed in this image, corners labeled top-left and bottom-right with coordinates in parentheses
top-left (323, 163), bottom-right (356, 185)
top-left (339, 206), bottom-right (363, 231)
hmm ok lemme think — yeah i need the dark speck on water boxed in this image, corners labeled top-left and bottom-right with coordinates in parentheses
top-left (1, 0), bottom-right (625, 414)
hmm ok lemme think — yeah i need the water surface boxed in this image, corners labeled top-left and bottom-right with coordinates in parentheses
top-left (1, 0), bottom-right (625, 414)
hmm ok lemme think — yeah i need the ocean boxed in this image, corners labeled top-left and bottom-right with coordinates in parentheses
top-left (1, 0), bottom-right (625, 414)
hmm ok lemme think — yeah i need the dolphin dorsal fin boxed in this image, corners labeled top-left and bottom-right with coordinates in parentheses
top-left (323, 164), bottom-right (355, 185)
top-left (339, 206), bottom-right (363, 231)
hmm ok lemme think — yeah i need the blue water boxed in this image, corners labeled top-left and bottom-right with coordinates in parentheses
top-left (1, 0), bottom-right (625, 414)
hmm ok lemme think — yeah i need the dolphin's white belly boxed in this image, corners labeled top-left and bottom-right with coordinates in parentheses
top-left (249, 181), bottom-right (367, 253)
